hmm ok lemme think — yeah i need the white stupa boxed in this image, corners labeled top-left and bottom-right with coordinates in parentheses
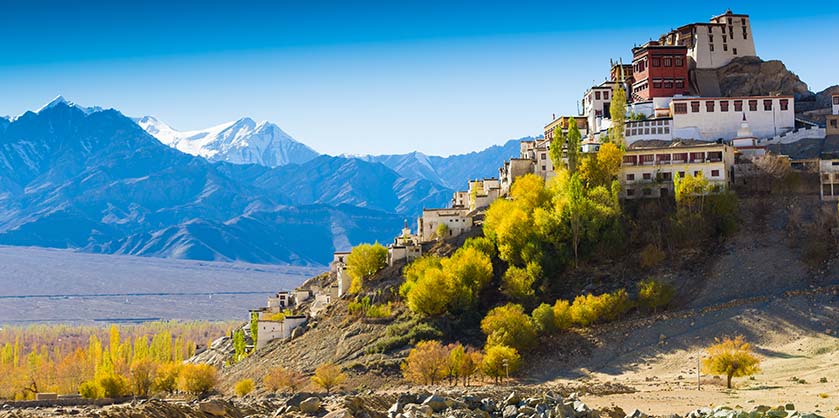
top-left (731, 113), bottom-right (766, 157)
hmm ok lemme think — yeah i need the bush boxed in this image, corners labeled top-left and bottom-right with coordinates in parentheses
top-left (569, 290), bottom-right (631, 326)
top-left (365, 303), bottom-right (392, 318)
top-left (234, 378), bottom-right (255, 397)
top-left (78, 380), bottom-right (101, 399)
top-left (481, 345), bottom-right (521, 383)
top-left (701, 336), bottom-right (760, 389)
top-left (639, 244), bottom-right (665, 269)
top-left (263, 366), bottom-right (306, 392)
top-left (369, 320), bottom-right (443, 353)
top-left (178, 364), bottom-right (218, 395)
top-left (480, 303), bottom-right (537, 352)
top-left (129, 358), bottom-right (156, 397)
top-left (153, 362), bottom-right (182, 394)
top-left (531, 303), bottom-right (555, 334)
top-left (553, 299), bottom-right (572, 330)
top-left (501, 266), bottom-right (536, 304)
top-left (638, 278), bottom-right (676, 313)
top-left (98, 375), bottom-right (129, 398)
top-left (401, 340), bottom-right (449, 385)
top-left (311, 363), bottom-right (346, 394)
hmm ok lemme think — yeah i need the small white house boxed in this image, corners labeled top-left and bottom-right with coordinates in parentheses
top-left (256, 315), bottom-right (307, 350)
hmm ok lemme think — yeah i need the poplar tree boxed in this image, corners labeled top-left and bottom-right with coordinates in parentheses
top-left (609, 83), bottom-right (627, 147)
top-left (566, 117), bottom-right (582, 174)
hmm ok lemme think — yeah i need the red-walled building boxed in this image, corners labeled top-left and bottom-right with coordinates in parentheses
top-left (631, 41), bottom-right (689, 101)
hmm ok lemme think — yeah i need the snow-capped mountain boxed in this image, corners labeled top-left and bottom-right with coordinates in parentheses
top-left (36, 95), bottom-right (105, 115)
top-left (137, 116), bottom-right (319, 167)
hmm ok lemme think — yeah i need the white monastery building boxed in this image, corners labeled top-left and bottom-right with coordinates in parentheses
top-left (659, 10), bottom-right (757, 69)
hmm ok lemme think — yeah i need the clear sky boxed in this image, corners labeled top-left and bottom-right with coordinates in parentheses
top-left (1, 0), bottom-right (837, 156)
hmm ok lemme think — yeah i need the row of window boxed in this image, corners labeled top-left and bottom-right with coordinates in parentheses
top-left (634, 55), bottom-right (685, 73)
top-left (652, 78), bottom-right (686, 90)
top-left (626, 169), bottom-right (720, 182)
top-left (709, 44), bottom-right (737, 55)
top-left (673, 99), bottom-right (789, 114)
top-left (627, 126), bottom-right (670, 137)
top-left (623, 151), bottom-right (724, 165)
top-left (627, 119), bottom-right (670, 128)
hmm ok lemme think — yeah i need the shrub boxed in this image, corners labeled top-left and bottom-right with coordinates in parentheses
top-left (346, 242), bottom-right (388, 294)
top-left (153, 362), bottom-right (182, 394)
top-left (638, 278), bottom-right (676, 313)
top-left (701, 336), bottom-right (761, 389)
top-left (401, 340), bottom-right (449, 385)
top-left (480, 303), bottom-right (537, 352)
top-left (98, 375), bottom-right (129, 398)
top-left (129, 358), bottom-right (156, 397)
top-left (311, 363), bottom-right (346, 394)
top-left (553, 299), bottom-right (572, 330)
top-left (78, 380), bottom-right (101, 399)
top-left (481, 345), bottom-right (521, 383)
top-left (263, 366), bottom-right (306, 393)
top-left (177, 364), bottom-right (218, 395)
top-left (369, 321), bottom-right (443, 353)
top-left (501, 266), bottom-right (536, 303)
top-left (234, 379), bottom-right (255, 397)
top-left (531, 303), bottom-right (555, 334)
top-left (462, 236), bottom-right (497, 259)
top-left (639, 244), bottom-right (665, 269)
top-left (569, 290), bottom-right (631, 326)
top-left (365, 303), bottom-right (392, 318)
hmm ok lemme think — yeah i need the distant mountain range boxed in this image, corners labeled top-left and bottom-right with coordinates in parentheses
top-left (137, 115), bottom-right (319, 167)
top-left (0, 98), bottom-right (527, 265)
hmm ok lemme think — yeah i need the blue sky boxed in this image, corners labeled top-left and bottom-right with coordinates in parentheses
top-left (1, 1), bottom-right (837, 156)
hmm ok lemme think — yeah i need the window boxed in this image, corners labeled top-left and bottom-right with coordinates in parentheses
top-left (626, 173), bottom-right (635, 181)
top-left (691, 101), bottom-right (700, 113)
top-left (604, 91), bottom-right (609, 100)
top-left (694, 170), bottom-right (701, 176)
top-left (831, 119), bottom-right (838, 129)
top-left (653, 79), bottom-right (662, 89)
top-left (664, 79), bottom-right (673, 89)
top-left (764, 99), bottom-right (773, 111)
top-left (595, 91), bottom-right (601, 100)
top-left (674, 103), bottom-right (687, 114)
top-left (678, 171), bottom-right (685, 178)
top-left (780, 99), bottom-right (789, 111)
top-left (733, 48), bottom-right (738, 55)
top-left (675, 79), bottom-right (685, 89)
top-left (644, 128), bottom-right (650, 135)
top-left (541, 165), bottom-right (546, 171)
top-left (664, 57), bottom-right (672, 67)
top-left (675, 57), bottom-right (683, 67)
top-left (540, 153), bottom-right (546, 160)
top-left (643, 173), bottom-right (652, 180)
top-left (749, 100), bottom-right (758, 111)
top-left (734, 100), bottom-right (743, 111)
top-left (709, 35), bottom-right (714, 43)
top-left (652, 57), bottom-right (661, 67)
top-left (720, 101), bottom-right (729, 112)
top-left (673, 153), bottom-right (687, 162)
top-left (722, 35), bottom-right (727, 42)
top-left (661, 172), bottom-right (672, 180)
top-left (723, 44), bottom-right (728, 51)
top-left (626, 189), bottom-right (635, 196)
top-left (711, 169), bottom-right (720, 177)
top-left (706, 101), bottom-right (715, 112)
top-left (690, 152), bottom-right (704, 162)
top-left (743, 30), bottom-right (747, 40)
top-left (710, 44), bottom-right (715, 52)
top-left (833, 96), bottom-right (839, 105)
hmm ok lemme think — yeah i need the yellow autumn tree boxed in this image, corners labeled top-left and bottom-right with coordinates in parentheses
top-left (311, 363), bottom-right (346, 394)
top-left (346, 242), bottom-right (388, 294)
top-left (480, 303), bottom-right (537, 352)
top-left (702, 336), bottom-right (760, 389)
top-left (481, 345), bottom-right (521, 383)
top-left (401, 340), bottom-right (449, 385)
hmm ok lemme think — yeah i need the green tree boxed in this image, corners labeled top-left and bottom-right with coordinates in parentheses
top-left (232, 329), bottom-right (246, 362)
top-left (480, 303), bottom-right (537, 352)
top-left (609, 83), bottom-right (627, 147)
top-left (249, 312), bottom-right (259, 351)
top-left (549, 126), bottom-right (566, 171)
top-left (566, 117), bottom-right (582, 174)
top-left (566, 174), bottom-right (588, 268)
top-left (531, 303), bottom-right (555, 334)
top-left (481, 345), bottom-right (521, 383)
top-left (346, 242), bottom-right (388, 294)
top-left (405, 268), bottom-right (452, 317)
top-left (701, 336), bottom-right (761, 389)
top-left (500, 266), bottom-right (536, 304)
top-left (638, 278), bottom-right (676, 313)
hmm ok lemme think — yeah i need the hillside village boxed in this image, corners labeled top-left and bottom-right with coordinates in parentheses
top-left (234, 9), bottom-right (839, 355)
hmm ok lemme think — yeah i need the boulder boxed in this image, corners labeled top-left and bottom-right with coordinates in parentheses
top-left (423, 394), bottom-right (449, 412)
top-left (300, 397), bottom-right (322, 414)
top-left (480, 398), bottom-right (497, 413)
top-left (503, 405), bottom-right (519, 418)
top-left (324, 409), bottom-right (355, 418)
top-left (572, 400), bottom-right (591, 417)
top-left (404, 403), bottom-right (434, 418)
top-left (519, 406), bottom-right (537, 415)
top-left (198, 400), bottom-right (229, 417)
top-left (505, 392), bottom-right (522, 406)
top-left (626, 409), bottom-right (648, 418)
